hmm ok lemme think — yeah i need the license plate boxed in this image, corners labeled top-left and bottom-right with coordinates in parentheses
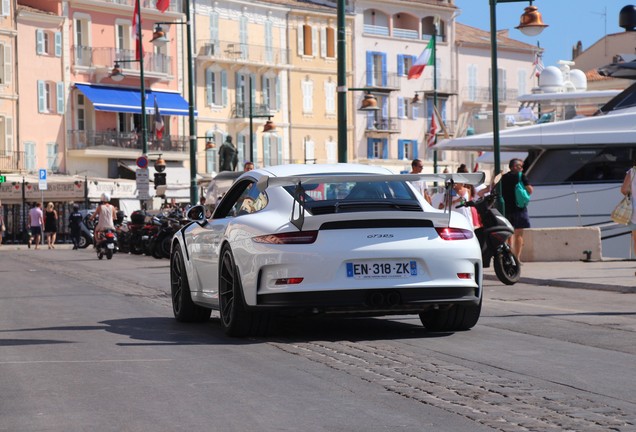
top-left (346, 260), bottom-right (417, 279)
top-left (107, 243), bottom-right (115, 249)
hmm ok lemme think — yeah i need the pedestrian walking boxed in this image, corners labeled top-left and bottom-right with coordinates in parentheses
top-left (499, 158), bottom-right (533, 261)
top-left (44, 202), bottom-right (58, 249)
top-left (28, 202), bottom-right (44, 250)
top-left (69, 205), bottom-right (83, 250)
top-left (619, 157), bottom-right (636, 255)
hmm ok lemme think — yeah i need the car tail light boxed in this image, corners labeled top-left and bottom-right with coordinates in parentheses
top-left (275, 278), bottom-right (304, 285)
top-left (252, 231), bottom-right (318, 244)
top-left (435, 227), bottom-right (474, 240)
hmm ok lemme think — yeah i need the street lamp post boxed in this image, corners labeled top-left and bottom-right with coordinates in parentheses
top-left (150, 0), bottom-right (197, 204)
top-left (248, 78), bottom-right (276, 166)
top-left (110, 0), bottom-right (148, 156)
top-left (489, 0), bottom-right (547, 210)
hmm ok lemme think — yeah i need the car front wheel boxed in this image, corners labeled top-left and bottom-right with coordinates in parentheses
top-left (170, 248), bottom-right (211, 322)
top-left (219, 246), bottom-right (269, 337)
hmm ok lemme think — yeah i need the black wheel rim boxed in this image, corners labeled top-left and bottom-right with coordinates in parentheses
top-left (171, 251), bottom-right (184, 314)
top-left (219, 251), bottom-right (235, 328)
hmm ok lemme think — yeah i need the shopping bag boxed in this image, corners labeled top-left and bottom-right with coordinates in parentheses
top-left (610, 195), bottom-right (633, 225)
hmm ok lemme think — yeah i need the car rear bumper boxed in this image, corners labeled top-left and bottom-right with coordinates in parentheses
top-left (255, 286), bottom-right (481, 314)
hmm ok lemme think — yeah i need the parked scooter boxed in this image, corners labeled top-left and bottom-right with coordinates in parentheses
top-left (95, 228), bottom-right (117, 260)
top-left (457, 193), bottom-right (520, 285)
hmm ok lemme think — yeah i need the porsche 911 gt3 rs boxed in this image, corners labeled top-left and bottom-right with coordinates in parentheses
top-left (170, 164), bottom-right (484, 337)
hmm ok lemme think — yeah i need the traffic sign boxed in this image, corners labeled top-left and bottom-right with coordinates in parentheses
top-left (136, 156), bottom-right (149, 169)
top-left (136, 168), bottom-right (150, 200)
top-left (39, 169), bottom-right (47, 190)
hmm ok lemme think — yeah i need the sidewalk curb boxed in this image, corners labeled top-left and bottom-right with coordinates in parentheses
top-left (483, 274), bottom-right (636, 294)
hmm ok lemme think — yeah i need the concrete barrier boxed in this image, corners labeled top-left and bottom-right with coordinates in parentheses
top-left (520, 227), bottom-right (602, 262)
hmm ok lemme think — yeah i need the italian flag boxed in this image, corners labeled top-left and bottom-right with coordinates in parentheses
top-left (408, 38), bottom-right (435, 80)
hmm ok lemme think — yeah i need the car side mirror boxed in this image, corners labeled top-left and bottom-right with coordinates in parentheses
top-left (187, 205), bottom-right (206, 222)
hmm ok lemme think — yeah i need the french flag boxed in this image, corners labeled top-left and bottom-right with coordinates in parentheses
top-left (408, 38), bottom-right (435, 80)
top-left (154, 96), bottom-right (164, 140)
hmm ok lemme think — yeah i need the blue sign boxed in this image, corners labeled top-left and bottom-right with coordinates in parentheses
top-left (39, 169), bottom-right (47, 180)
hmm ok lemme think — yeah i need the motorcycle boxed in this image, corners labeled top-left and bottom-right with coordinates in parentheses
top-left (95, 228), bottom-right (117, 260)
top-left (457, 193), bottom-right (521, 285)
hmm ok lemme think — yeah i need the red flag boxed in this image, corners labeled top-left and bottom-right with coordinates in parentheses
top-left (156, 0), bottom-right (170, 13)
top-left (408, 38), bottom-right (435, 80)
top-left (427, 111), bottom-right (438, 148)
top-left (132, 0), bottom-right (143, 61)
top-left (154, 96), bottom-right (164, 140)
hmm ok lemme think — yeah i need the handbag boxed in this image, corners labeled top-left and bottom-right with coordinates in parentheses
top-left (515, 172), bottom-right (531, 208)
top-left (612, 168), bottom-right (633, 224)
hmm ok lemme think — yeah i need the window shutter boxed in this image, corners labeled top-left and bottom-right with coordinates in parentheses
top-left (275, 76), bottom-right (280, 110)
top-left (326, 140), bottom-right (336, 163)
top-left (367, 138), bottom-right (374, 159)
top-left (365, 52), bottom-right (373, 86)
top-left (210, 12), bottom-right (219, 45)
top-left (36, 30), bottom-right (44, 54)
top-left (206, 69), bottom-right (213, 105)
top-left (412, 139), bottom-right (419, 159)
top-left (305, 140), bottom-right (315, 162)
top-left (55, 32), bottom-right (62, 57)
top-left (397, 140), bottom-right (404, 160)
top-left (320, 28), bottom-right (326, 58)
top-left (261, 75), bottom-right (268, 106)
top-left (381, 53), bottom-right (387, 86)
top-left (4, 44), bottom-right (11, 84)
top-left (277, 136), bottom-right (283, 165)
top-left (5, 116), bottom-right (12, 154)
top-left (1, 0), bottom-right (9, 16)
top-left (56, 82), bottom-right (64, 113)
top-left (221, 70), bottom-right (227, 106)
top-left (311, 27), bottom-right (318, 57)
top-left (412, 103), bottom-right (419, 119)
top-left (263, 135), bottom-right (270, 166)
top-left (37, 80), bottom-right (46, 112)
top-left (382, 139), bottom-right (388, 159)
top-left (397, 54), bottom-right (404, 76)
top-left (297, 25), bottom-right (304, 56)
top-left (397, 96), bottom-right (404, 118)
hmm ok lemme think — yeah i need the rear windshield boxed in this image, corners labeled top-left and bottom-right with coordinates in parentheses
top-left (283, 180), bottom-right (422, 214)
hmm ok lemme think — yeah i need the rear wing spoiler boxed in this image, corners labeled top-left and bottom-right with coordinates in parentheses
top-left (257, 172), bottom-right (485, 192)
top-left (254, 172), bottom-right (485, 231)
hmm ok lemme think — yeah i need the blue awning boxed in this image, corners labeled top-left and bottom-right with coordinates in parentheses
top-left (75, 84), bottom-right (196, 116)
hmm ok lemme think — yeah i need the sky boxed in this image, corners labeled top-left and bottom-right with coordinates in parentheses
top-left (454, 0), bottom-right (627, 69)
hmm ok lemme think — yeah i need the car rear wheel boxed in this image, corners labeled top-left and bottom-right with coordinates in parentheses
top-left (219, 246), bottom-right (269, 337)
top-left (170, 248), bottom-right (211, 322)
top-left (419, 299), bottom-right (482, 332)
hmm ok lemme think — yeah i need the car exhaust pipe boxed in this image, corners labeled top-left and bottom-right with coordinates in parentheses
top-left (386, 291), bottom-right (401, 307)
top-left (369, 292), bottom-right (385, 307)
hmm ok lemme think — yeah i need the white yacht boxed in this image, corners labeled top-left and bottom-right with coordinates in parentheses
top-left (437, 67), bottom-right (636, 258)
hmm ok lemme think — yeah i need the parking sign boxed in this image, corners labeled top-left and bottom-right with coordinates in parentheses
top-left (39, 169), bottom-right (48, 190)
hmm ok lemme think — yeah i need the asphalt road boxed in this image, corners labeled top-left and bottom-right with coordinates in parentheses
top-left (0, 248), bottom-right (634, 432)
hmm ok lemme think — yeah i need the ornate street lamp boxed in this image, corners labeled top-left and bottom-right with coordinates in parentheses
top-left (490, 0), bottom-right (547, 210)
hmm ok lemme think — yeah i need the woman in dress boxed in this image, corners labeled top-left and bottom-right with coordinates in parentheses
top-left (44, 202), bottom-right (58, 249)
top-left (620, 157), bottom-right (636, 255)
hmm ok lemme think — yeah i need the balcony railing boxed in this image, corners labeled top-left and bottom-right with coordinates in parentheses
top-left (366, 117), bottom-right (401, 134)
top-left (67, 130), bottom-right (188, 154)
top-left (461, 86), bottom-right (519, 104)
top-left (0, 150), bottom-right (25, 172)
top-left (393, 28), bottom-right (419, 40)
top-left (232, 102), bottom-right (272, 118)
top-left (73, 46), bottom-right (172, 75)
top-left (363, 24), bottom-right (390, 37)
top-left (197, 40), bottom-right (288, 65)
top-left (90, 0), bottom-right (183, 13)
top-left (361, 72), bottom-right (401, 91)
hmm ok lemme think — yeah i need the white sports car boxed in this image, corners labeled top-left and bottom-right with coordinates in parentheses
top-left (170, 164), bottom-right (484, 337)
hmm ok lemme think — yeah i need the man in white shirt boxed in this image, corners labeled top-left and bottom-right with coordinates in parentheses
top-left (409, 159), bottom-right (432, 205)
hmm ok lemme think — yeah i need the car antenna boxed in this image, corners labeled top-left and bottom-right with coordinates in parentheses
top-left (290, 181), bottom-right (306, 231)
